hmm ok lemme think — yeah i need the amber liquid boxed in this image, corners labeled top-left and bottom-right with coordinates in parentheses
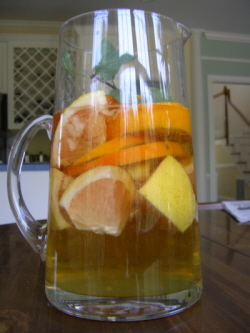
top-left (45, 104), bottom-right (202, 299)
top-left (46, 217), bottom-right (201, 297)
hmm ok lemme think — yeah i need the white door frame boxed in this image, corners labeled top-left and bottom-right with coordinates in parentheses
top-left (207, 75), bottom-right (250, 201)
top-left (190, 29), bottom-right (208, 203)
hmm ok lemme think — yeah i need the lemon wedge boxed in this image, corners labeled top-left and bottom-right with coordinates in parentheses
top-left (139, 155), bottom-right (197, 232)
top-left (60, 166), bottom-right (135, 236)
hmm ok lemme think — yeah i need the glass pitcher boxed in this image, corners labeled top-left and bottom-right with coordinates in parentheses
top-left (7, 9), bottom-right (202, 321)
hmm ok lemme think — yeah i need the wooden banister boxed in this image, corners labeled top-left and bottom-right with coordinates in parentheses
top-left (214, 86), bottom-right (250, 145)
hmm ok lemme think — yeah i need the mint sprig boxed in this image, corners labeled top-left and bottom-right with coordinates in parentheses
top-left (62, 49), bottom-right (82, 77)
top-left (62, 39), bottom-right (171, 103)
top-left (93, 39), bottom-right (136, 82)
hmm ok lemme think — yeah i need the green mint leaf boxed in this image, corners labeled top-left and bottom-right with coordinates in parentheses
top-left (110, 89), bottom-right (121, 102)
top-left (94, 39), bottom-right (120, 80)
top-left (100, 38), bottom-right (117, 57)
top-left (94, 38), bottom-right (136, 81)
top-left (62, 49), bottom-right (81, 76)
top-left (62, 40), bottom-right (137, 96)
top-left (118, 53), bottom-right (137, 66)
top-left (149, 87), bottom-right (173, 103)
top-left (94, 54), bottom-right (120, 81)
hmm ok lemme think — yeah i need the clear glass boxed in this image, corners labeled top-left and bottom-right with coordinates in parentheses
top-left (7, 9), bottom-right (202, 321)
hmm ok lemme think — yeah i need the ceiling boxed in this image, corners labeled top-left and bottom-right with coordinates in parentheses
top-left (0, 0), bottom-right (250, 35)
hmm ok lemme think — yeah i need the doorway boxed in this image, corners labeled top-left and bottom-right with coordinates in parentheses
top-left (208, 75), bottom-right (250, 200)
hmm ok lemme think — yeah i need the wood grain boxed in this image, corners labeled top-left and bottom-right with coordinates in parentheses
top-left (0, 210), bottom-right (250, 332)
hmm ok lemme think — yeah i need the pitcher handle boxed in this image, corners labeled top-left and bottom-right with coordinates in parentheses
top-left (7, 115), bottom-right (53, 261)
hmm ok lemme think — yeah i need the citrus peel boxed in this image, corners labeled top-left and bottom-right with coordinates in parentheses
top-left (64, 141), bottom-right (186, 176)
top-left (107, 102), bottom-right (192, 140)
top-left (73, 135), bottom-right (145, 165)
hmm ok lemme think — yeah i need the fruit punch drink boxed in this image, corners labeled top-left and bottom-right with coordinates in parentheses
top-left (6, 10), bottom-right (202, 321)
top-left (45, 90), bottom-right (202, 317)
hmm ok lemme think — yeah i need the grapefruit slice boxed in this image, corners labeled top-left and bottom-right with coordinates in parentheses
top-left (60, 166), bottom-right (135, 236)
top-left (139, 155), bottom-right (197, 232)
top-left (51, 90), bottom-right (107, 168)
top-left (50, 168), bottom-right (73, 230)
top-left (107, 102), bottom-right (192, 140)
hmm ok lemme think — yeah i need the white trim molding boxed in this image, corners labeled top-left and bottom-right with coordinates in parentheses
top-left (201, 56), bottom-right (250, 64)
top-left (0, 33), bottom-right (58, 43)
top-left (0, 20), bottom-right (62, 34)
top-left (190, 29), bottom-right (208, 203)
top-left (204, 31), bottom-right (250, 43)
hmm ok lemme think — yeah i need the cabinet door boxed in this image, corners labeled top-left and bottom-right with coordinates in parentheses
top-left (8, 39), bottom-right (57, 129)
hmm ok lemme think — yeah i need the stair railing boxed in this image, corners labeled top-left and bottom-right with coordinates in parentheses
top-left (213, 86), bottom-right (250, 145)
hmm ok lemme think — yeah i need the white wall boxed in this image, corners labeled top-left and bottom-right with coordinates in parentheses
top-left (0, 170), bottom-right (49, 224)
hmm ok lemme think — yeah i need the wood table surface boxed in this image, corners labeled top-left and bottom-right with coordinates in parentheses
top-left (0, 208), bottom-right (250, 333)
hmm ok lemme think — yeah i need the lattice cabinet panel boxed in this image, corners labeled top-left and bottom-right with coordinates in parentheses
top-left (8, 40), bottom-right (57, 129)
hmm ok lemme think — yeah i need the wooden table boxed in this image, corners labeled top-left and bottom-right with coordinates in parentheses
top-left (1, 208), bottom-right (250, 333)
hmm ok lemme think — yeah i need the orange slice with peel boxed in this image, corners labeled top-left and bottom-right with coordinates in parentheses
top-left (51, 90), bottom-right (107, 168)
top-left (60, 166), bottom-right (135, 236)
top-left (73, 135), bottom-right (145, 165)
top-left (65, 141), bottom-right (186, 176)
top-left (107, 102), bottom-right (192, 140)
top-left (106, 95), bottom-right (120, 105)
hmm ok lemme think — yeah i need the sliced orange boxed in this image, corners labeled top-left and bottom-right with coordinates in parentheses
top-left (59, 166), bottom-right (135, 236)
top-left (51, 91), bottom-right (107, 168)
top-left (73, 135), bottom-right (145, 165)
top-left (65, 141), bottom-right (186, 176)
top-left (107, 102), bottom-right (192, 140)
top-left (106, 95), bottom-right (119, 105)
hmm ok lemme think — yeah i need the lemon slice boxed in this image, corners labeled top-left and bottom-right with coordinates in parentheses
top-left (139, 155), bottom-right (197, 232)
top-left (60, 166), bottom-right (135, 236)
top-left (70, 90), bottom-right (107, 109)
top-left (51, 90), bottom-right (107, 168)
top-left (50, 168), bottom-right (73, 230)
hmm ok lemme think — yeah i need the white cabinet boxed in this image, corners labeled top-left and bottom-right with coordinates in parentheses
top-left (0, 169), bottom-right (49, 225)
top-left (0, 34), bottom-right (58, 129)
